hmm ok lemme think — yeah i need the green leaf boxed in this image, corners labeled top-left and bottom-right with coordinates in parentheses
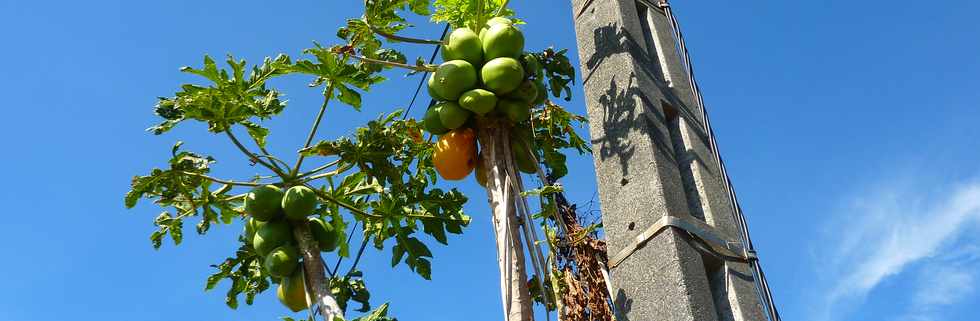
top-left (405, 237), bottom-right (432, 258)
top-left (300, 139), bottom-right (342, 157)
top-left (219, 204), bottom-right (237, 224)
top-left (346, 177), bottom-right (384, 196)
top-left (205, 273), bottom-right (224, 291)
top-left (415, 258), bottom-right (431, 280)
top-left (288, 43), bottom-right (384, 100)
top-left (337, 85), bottom-right (363, 110)
top-left (390, 243), bottom-right (406, 267)
top-left (528, 97), bottom-right (589, 180)
top-left (180, 55), bottom-right (222, 83)
top-left (330, 208), bottom-right (351, 258)
top-left (150, 54), bottom-right (289, 134)
top-left (350, 302), bottom-right (393, 321)
top-left (432, 0), bottom-right (518, 29)
top-left (124, 188), bottom-right (141, 209)
top-left (409, 0), bottom-right (430, 15)
top-left (225, 289), bottom-right (238, 309)
top-left (128, 143), bottom-right (248, 249)
top-left (204, 244), bottom-right (269, 310)
top-left (538, 48), bottom-right (576, 101)
top-left (444, 215), bottom-right (467, 234)
top-left (240, 121), bottom-right (270, 149)
top-left (169, 219), bottom-right (183, 245)
top-left (521, 184), bottom-right (563, 197)
top-left (420, 219), bottom-right (447, 245)
top-left (150, 230), bottom-right (164, 249)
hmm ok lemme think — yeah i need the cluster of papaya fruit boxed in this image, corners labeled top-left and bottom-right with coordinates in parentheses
top-left (242, 185), bottom-right (340, 312)
top-left (425, 17), bottom-right (545, 183)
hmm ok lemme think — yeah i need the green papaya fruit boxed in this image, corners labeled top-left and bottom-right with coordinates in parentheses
top-left (442, 27), bottom-right (483, 66)
top-left (481, 57), bottom-right (525, 95)
top-left (429, 60), bottom-right (477, 100)
top-left (482, 24), bottom-right (524, 60)
top-left (244, 185), bottom-right (283, 221)
top-left (458, 89), bottom-right (497, 116)
top-left (281, 186), bottom-right (317, 220)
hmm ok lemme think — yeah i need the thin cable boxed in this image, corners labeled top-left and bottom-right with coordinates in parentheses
top-left (403, 24), bottom-right (450, 119)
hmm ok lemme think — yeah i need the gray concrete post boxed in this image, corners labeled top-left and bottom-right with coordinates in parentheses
top-left (569, 1), bottom-right (767, 320)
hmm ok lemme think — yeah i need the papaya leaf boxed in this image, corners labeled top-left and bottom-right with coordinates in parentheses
top-left (361, 0), bottom-right (431, 41)
top-left (205, 244), bottom-right (268, 310)
top-left (287, 43), bottom-right (384, 106)
top-left (129, 144), bottom-right (246, 247)
top-left (329, 273), bottom-right (374, 313)
top-left (240, 120), bottom-right (270, 149)
top-left (350, 302), bottom-right (395, 321)
top-left (528, 274), bottom-right (558, 311)
top-left (529, 100), bottom-right (589, 180)
top-left (420, 218), bottom-right (447, 245)
top-left (390, 243), bottom-right (406, 267)
top-left (149, 230), bottom-right (165, 249)
top-left (537, 48), bottom-right (576, 101)
top-left (337, 85), bottom-right (363, 110)
top-left (521, 184), bottom-right (564, 197)
top-left (404, 237), bottom-right (432, 258)
top-left (432, 0), bottom-right (518, 29)
top-left (414, 258), bottom-right (431, 280)
top-left (150, 54), bottom-right (290, 134)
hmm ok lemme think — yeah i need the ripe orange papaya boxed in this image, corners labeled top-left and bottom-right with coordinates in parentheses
top-left (433, 128), bottom-right (477, 180)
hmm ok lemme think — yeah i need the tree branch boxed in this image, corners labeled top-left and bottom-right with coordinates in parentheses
top-left (495, 0), bottom-right (511, 16)
top-left (306, 185), bottom-right (383, 220)
top-left (224, 129), bottom-right (291, 179)
top-left (297, 159), bottom-right (342, 179)
top-left (179, 171), bottom-right (264, 187)
top-left (301, 163), bottom-right (354, 183)
top-left (250, 135), bottom-right (288, 173)
top-left (292, 91), bottom-right (333, 177)
top-left (305, 184), bottom-right (469, 223)
top-left (350, 54), bottom-right (437, 72)
top-left (368, 25), bottom-right (445, 45)
top-left (361, 0), bottom-right (444, 45)
top-left (256, 154), bottom-right (292, 171)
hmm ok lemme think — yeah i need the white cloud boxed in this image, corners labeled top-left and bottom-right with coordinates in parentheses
top-left (815, 179), bottom-right (980, 320)
top-left (914, 265), bottom-right (974, 306)
top-left (903, 245), bottom-right (980, 321)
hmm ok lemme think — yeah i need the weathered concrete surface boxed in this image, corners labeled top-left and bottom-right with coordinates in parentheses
top-left (675, 115), bottom-right (766, 321)
top-left (570, 0), bottom-right (767, 320)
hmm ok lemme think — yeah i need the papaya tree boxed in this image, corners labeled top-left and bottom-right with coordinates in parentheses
top-left (125, 1), bottom-right (589, 320)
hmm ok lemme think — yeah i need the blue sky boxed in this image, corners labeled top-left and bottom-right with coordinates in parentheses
top-left (1, 0), bottom-right (979, 321)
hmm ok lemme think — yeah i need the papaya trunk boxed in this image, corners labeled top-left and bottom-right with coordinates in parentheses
top-left (291, 222), bottom-right (344, 321)
top-left (478, 122), bottom-right (534, 321)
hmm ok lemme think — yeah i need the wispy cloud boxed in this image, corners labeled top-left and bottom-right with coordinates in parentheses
top-left (814, 178), bottom-right (980, 320)
top-left (903, 246), bottom-right (980, 321)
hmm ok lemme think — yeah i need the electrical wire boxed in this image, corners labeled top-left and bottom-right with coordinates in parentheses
top-left (402, 24), bottom-right (450, 119)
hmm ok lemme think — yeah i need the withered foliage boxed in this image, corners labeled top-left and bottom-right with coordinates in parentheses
top-left (552, 191), bottom-right (614, 321)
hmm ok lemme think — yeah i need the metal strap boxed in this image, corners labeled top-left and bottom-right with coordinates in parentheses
top-left (608, 215), bottom-right (749, 268)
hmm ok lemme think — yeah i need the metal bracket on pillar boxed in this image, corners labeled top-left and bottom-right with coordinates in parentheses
top-left (636, 0), bottom-right (670, 11)
top-left (608, 215), bottom-right (752, 269)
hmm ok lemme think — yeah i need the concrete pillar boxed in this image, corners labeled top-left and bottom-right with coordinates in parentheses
top-left (569, 1), bottom-right (767, 320)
